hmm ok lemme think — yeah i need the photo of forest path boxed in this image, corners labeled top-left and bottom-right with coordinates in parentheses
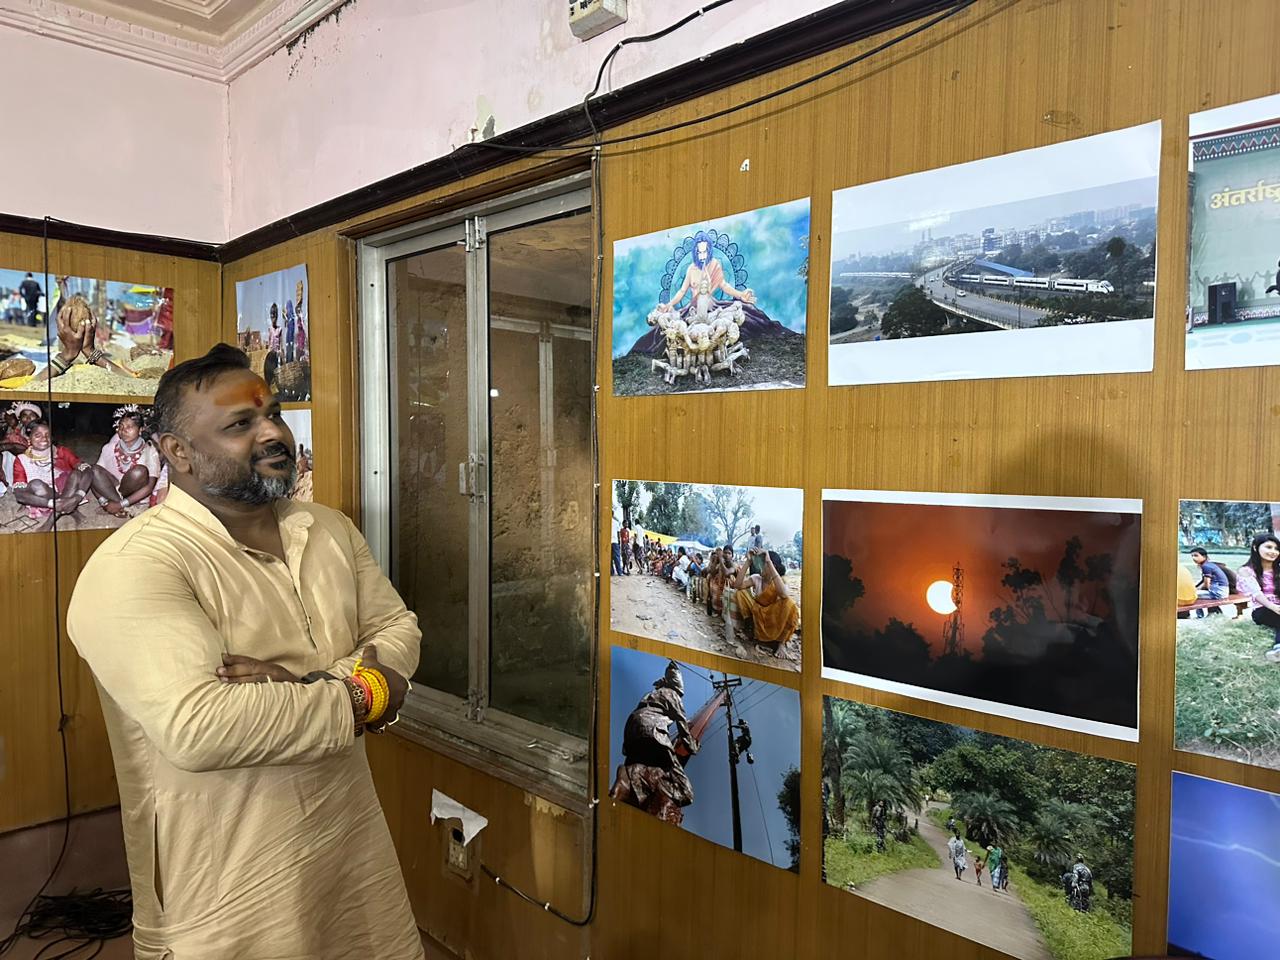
top-left (822, 697), bottom-right (1135, 960)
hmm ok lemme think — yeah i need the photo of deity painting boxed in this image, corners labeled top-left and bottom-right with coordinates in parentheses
top-left (611, 198), bottom-right (810, 396)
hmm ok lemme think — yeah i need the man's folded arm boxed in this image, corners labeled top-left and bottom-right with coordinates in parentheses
top-left (69, 554), bottom-right (354, 773)
top-left (323, 512), bottom-right (422, 682)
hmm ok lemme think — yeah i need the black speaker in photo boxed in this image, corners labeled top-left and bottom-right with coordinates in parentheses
top-left (1208, 281), bottom-right (1237, 324)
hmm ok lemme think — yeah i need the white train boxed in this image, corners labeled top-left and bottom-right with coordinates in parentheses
top-left (956, 273), bottom-right (1113, 294)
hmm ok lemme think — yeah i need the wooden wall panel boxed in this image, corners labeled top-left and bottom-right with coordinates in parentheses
top-left (0, 231), bottom-right (221, 833)
top-left (226, 1), bottom-right (1280, 958)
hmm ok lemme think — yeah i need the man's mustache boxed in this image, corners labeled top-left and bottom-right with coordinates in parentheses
top-left (253, 442), bottom-right (295, 463)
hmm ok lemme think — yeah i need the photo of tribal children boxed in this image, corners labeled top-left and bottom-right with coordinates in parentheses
top-left (610, 645), bottom-right (801, 871)
top-left (1168, 773), bottom-right (1280, 960)
top-left (822, 696), bottom-right (1136, 960)
top-left (611, 198), bottom-right (810, 397)
top-left (822, 490), bottom-right (1142, 739)
top-left (1186, 92), bottom-right (1280, 370)
top-left (609, 479), bottom-right (803, 671)
top-left (1175, 499), bottom-right (1280, 771)
top-left (0, 401), bottom-right (166, 534)
top-left (0, 272), bottom-right (174, 397)
top-left (236, 264), bottom-right (310, 401)
top-left (280, 409), bottom-right (314, 503)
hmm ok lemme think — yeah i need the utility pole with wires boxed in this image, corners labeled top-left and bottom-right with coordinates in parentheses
top-left (712, 675), bottom-right (753, 852)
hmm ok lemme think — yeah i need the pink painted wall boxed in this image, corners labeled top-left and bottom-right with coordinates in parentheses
top-left (227, 0), bottom-right (845, 238)
top-left (0, 23), bottom-right (227, 242)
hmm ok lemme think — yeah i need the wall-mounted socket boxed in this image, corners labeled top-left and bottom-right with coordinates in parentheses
top-left (569, 0), bottom-right (627, 41)
top-left (443, 824), bottom-right (476, 883)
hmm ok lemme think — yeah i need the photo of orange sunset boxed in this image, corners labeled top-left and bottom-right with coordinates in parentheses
top-left (821, 494), bottom-right (1141, 731)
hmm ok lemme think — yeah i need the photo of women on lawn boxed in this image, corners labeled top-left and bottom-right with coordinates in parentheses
top-left (1175, 499), bottom-right (1280, 771)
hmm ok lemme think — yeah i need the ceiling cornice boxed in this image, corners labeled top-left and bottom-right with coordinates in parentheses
top-left (0, 0), bottom-right (350, 82)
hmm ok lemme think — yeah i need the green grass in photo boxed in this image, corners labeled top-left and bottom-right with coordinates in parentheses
top-left (823, 825), bottom-right (939, 889)
top-left (1175, 611), bottom-right (1280, 769)
top-left (1011, 865), bottom-right (1131, 960)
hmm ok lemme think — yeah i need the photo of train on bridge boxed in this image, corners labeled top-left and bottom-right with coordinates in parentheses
top-left (1185, 92), bottom-right (1280, 371)
top-left (827, 122), bottom-right (1160, 385)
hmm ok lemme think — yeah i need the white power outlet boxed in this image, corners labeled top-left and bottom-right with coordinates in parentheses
top-left (446, 830), bottom-right (468, 872)
top-left (569, 0), bottom-right (627, 40)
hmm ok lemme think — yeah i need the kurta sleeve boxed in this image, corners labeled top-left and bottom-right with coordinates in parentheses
top-left (68, 551), bottom-right (356, 773)
top-left (324, 513), bottom-right (422, 682)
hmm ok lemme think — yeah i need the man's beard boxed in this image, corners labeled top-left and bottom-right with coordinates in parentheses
top-left (190, 441), bottom-right (296, 504)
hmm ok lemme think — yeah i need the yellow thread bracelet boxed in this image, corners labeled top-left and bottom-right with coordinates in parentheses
top-left (355, 665), bottom-right (389, 724)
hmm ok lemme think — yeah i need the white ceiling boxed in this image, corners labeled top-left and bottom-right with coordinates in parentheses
top-left (56, 0), bottom-right (279, 42)
top-left (0, 0), bottom-right (351, 80)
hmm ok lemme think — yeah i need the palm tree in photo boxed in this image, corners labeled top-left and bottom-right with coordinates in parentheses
top-left (841, 731), bottom-right (921, 824)
top-left (952, 791), bottom-right (1017, 847)
top-left (1025, 810), bottom-right (1074, 874)
top-left (824, 699), bottom-right (860, 830)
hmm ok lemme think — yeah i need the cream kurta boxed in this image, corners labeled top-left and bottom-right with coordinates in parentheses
top-left (67, 484), bottom-right (425, 960)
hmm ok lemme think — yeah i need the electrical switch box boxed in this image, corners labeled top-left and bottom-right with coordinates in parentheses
top-left (569, 0), bottom-right (627, 41)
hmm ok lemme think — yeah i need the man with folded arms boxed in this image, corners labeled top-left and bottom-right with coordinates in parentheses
top-left (69, 343), bottom-right (424, 960)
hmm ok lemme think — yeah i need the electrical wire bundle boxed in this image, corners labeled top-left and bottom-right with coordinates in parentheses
top-left (0, 888), bottom-right (132, 960)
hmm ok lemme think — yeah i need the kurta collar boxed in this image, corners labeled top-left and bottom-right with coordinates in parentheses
top-left (161, 483), bottom-right (313, 557)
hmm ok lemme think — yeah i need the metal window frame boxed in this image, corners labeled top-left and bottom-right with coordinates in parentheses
top-left (358, 173), bottom-right (593, 809)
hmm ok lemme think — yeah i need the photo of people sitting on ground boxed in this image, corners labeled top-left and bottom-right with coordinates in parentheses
top-left (822, 696), bottom-right (1135, 960)
top-left (609, 479), bottom-right (803, 671)
top-left (0, 272), bottom-right (174, 396)
top-left (0, 401), bottom-right (168, 534)
top-left (1175, 499), bottom-right (1280, 772)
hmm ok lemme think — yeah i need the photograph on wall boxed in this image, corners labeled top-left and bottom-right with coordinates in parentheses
top-left (0, 400), bottom-right (166, 534)
top-left (611, 198), bottom-right (810, 396)
top-left (0, 269), bottom-right (48, 385)
top-left (1168, 772), bottom-right (1279, 960)
top-left (822, 490), bottom-right (1142, 739)
top-left (610, 480), bottom-right (803, 671)
top-left (609, 644), bottom-right (801, 871)
top-left (1174, 499), bottom-right (1280, 771)
top-left (280, 409), bottom-right (314, 503)
top-left (235, 264), bottom-right (310, 401)
top-left (1185, 93), bottom-right (1280, 369)
top-left (828, 122), bottom-right (1160, 385)
top-left (0, 273), bottom-right (173, 396)
top-left (821, 695), bottom-right (1135, 960)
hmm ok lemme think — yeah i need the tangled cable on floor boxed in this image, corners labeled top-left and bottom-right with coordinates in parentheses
top-left (0, 887), bottom-right (132, 959)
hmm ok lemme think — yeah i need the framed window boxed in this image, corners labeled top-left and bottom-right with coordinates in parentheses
top-left (358, 174), bottom-right (594, 805)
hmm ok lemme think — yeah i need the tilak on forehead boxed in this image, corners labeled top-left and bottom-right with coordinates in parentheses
top-left (210, 377), bottom-right (269, 408)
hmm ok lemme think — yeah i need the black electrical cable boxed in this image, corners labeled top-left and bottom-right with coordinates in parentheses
top-left (0, 222), bottom-right (132, 958)
top-left (482, 0), bottom-right (981, 157)
top-left (581, 0), bottom-right (736, 140)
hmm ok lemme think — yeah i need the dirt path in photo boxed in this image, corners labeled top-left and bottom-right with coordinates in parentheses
top-left (855, 808), bottom-right (1053, 960)
top-left (609, 572), bottom-right (800, 671)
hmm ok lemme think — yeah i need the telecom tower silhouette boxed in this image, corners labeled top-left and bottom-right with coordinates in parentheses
top-left (941, 562), bottom-right (964, 657)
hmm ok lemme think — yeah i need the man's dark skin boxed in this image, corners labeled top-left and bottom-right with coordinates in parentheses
top-left (152, 365), bottom-right (408, 726)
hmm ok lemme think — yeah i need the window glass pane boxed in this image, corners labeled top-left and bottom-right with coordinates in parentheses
top-left (389, 245), bottom-right (470, 698)
top-left (487, 213), bottom-right (594, 735)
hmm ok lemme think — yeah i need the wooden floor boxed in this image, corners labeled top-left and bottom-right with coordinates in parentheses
top-left (0, 809), bottom-right (454, 959)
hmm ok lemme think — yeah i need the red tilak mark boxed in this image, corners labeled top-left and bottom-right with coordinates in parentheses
top-left (212, 380), bottom-right (270, 408)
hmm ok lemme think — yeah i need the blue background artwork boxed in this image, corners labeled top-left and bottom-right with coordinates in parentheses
top-left (1168, 772), bottom-right (1280, 959)
top-left (610, 198), bottom-right (811, 358)
top-left (609, 645), bottom-right (801, 870)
